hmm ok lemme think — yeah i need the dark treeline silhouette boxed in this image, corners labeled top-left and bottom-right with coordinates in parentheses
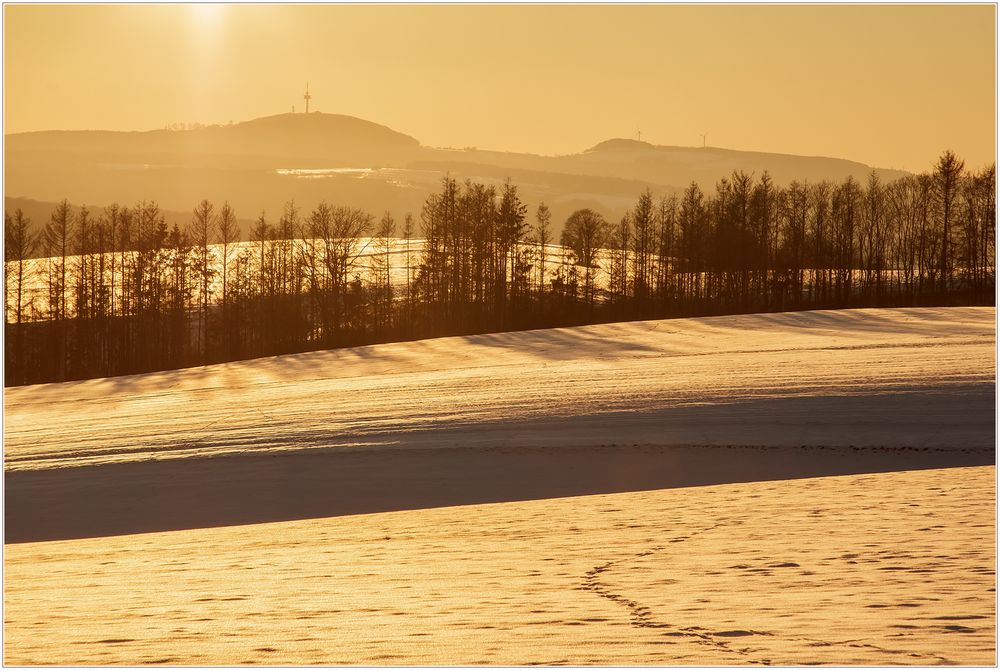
top-left (5, 151), bottom-right (994, 386)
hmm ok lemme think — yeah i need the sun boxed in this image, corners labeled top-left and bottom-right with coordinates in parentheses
top-left (188, 3), bottom-right (225, 29)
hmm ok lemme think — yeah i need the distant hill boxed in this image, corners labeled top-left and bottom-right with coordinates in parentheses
top-left (5, 112), bottom-right (912, 237)
top-left (6, 113), bottom-right (421, 168)
top-left (576, 138), bottom-right (910, 186)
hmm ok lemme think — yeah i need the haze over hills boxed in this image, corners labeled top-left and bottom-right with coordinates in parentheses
top-left (6, 111), bottom-right (911, 239)
top-left (6, 113), bottom-right (421, 167)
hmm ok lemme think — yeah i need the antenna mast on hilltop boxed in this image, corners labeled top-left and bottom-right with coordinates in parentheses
top-left (700, 133), bottom-right (707, 148)
top-left (303, 82), bottom-right (312, 114)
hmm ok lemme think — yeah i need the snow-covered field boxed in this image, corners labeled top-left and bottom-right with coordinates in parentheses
top-left (5, 307), bottom-right (995, 471)
top-left (4, 466), bottom-right (994, 665)
top-left (7, 238), bottom-right (575, 321)
top-left (4, 306), bottom-right (995, 664)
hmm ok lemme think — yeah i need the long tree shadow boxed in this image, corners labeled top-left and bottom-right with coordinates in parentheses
top-left (7, 391), bottom-right (994, 543)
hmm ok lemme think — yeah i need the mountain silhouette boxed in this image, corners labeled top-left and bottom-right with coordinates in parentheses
top-left (6, 113), bottom-right (420, 167)
top-left (580, 137), bottom-right (908, 186)
top-left (6, 112), bottom-right (910, 237)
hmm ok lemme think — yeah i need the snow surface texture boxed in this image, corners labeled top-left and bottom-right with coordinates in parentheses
top-left (4, 308), bottom-right (996, 470)
top-left (4, 307), bottom-right (996, 664)
top-left (5, 307), bottom-right (995, 471)
top-left (4, 466), bottom-right (994, 665)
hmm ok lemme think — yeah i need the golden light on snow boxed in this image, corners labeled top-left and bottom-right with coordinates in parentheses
top-left (4, 307), bottom-right (995, 664)
top-left (4, 467), bottom-right (994, 665)
top-left (5, 307), bottom-right (994, 471)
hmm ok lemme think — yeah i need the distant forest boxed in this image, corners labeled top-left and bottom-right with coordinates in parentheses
top-left (4, 151), bottom-right (994, 386)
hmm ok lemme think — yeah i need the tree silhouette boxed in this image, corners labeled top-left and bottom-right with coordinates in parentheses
top-left (4, 151), bottom-right (995, 385)
top-left (561, 208), bottom-right (607, 308)
top-left (934, 150), bottom-right (965, 291)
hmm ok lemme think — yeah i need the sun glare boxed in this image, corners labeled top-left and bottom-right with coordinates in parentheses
top-left (189, 4), bottom-right (225, 29)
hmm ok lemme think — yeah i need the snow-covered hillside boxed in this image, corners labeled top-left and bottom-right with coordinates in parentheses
top-left (5, 307), bottom-right (995, 471)
top-left (5, 307), bottom-right (995, 664)
top-left (5, 466), bottom-right (994, 665)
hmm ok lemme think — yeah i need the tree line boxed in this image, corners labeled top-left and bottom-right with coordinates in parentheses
top-left (4, 150), bottom-right (994, 385)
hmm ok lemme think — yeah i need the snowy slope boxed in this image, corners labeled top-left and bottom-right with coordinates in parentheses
top-left (5, 466), bottom-right (994, 665)
top-left (5, 307), bottom-right (995, 471)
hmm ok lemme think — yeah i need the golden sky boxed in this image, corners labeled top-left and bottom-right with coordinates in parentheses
top-left (4, 4), bottom-right (996, 172)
